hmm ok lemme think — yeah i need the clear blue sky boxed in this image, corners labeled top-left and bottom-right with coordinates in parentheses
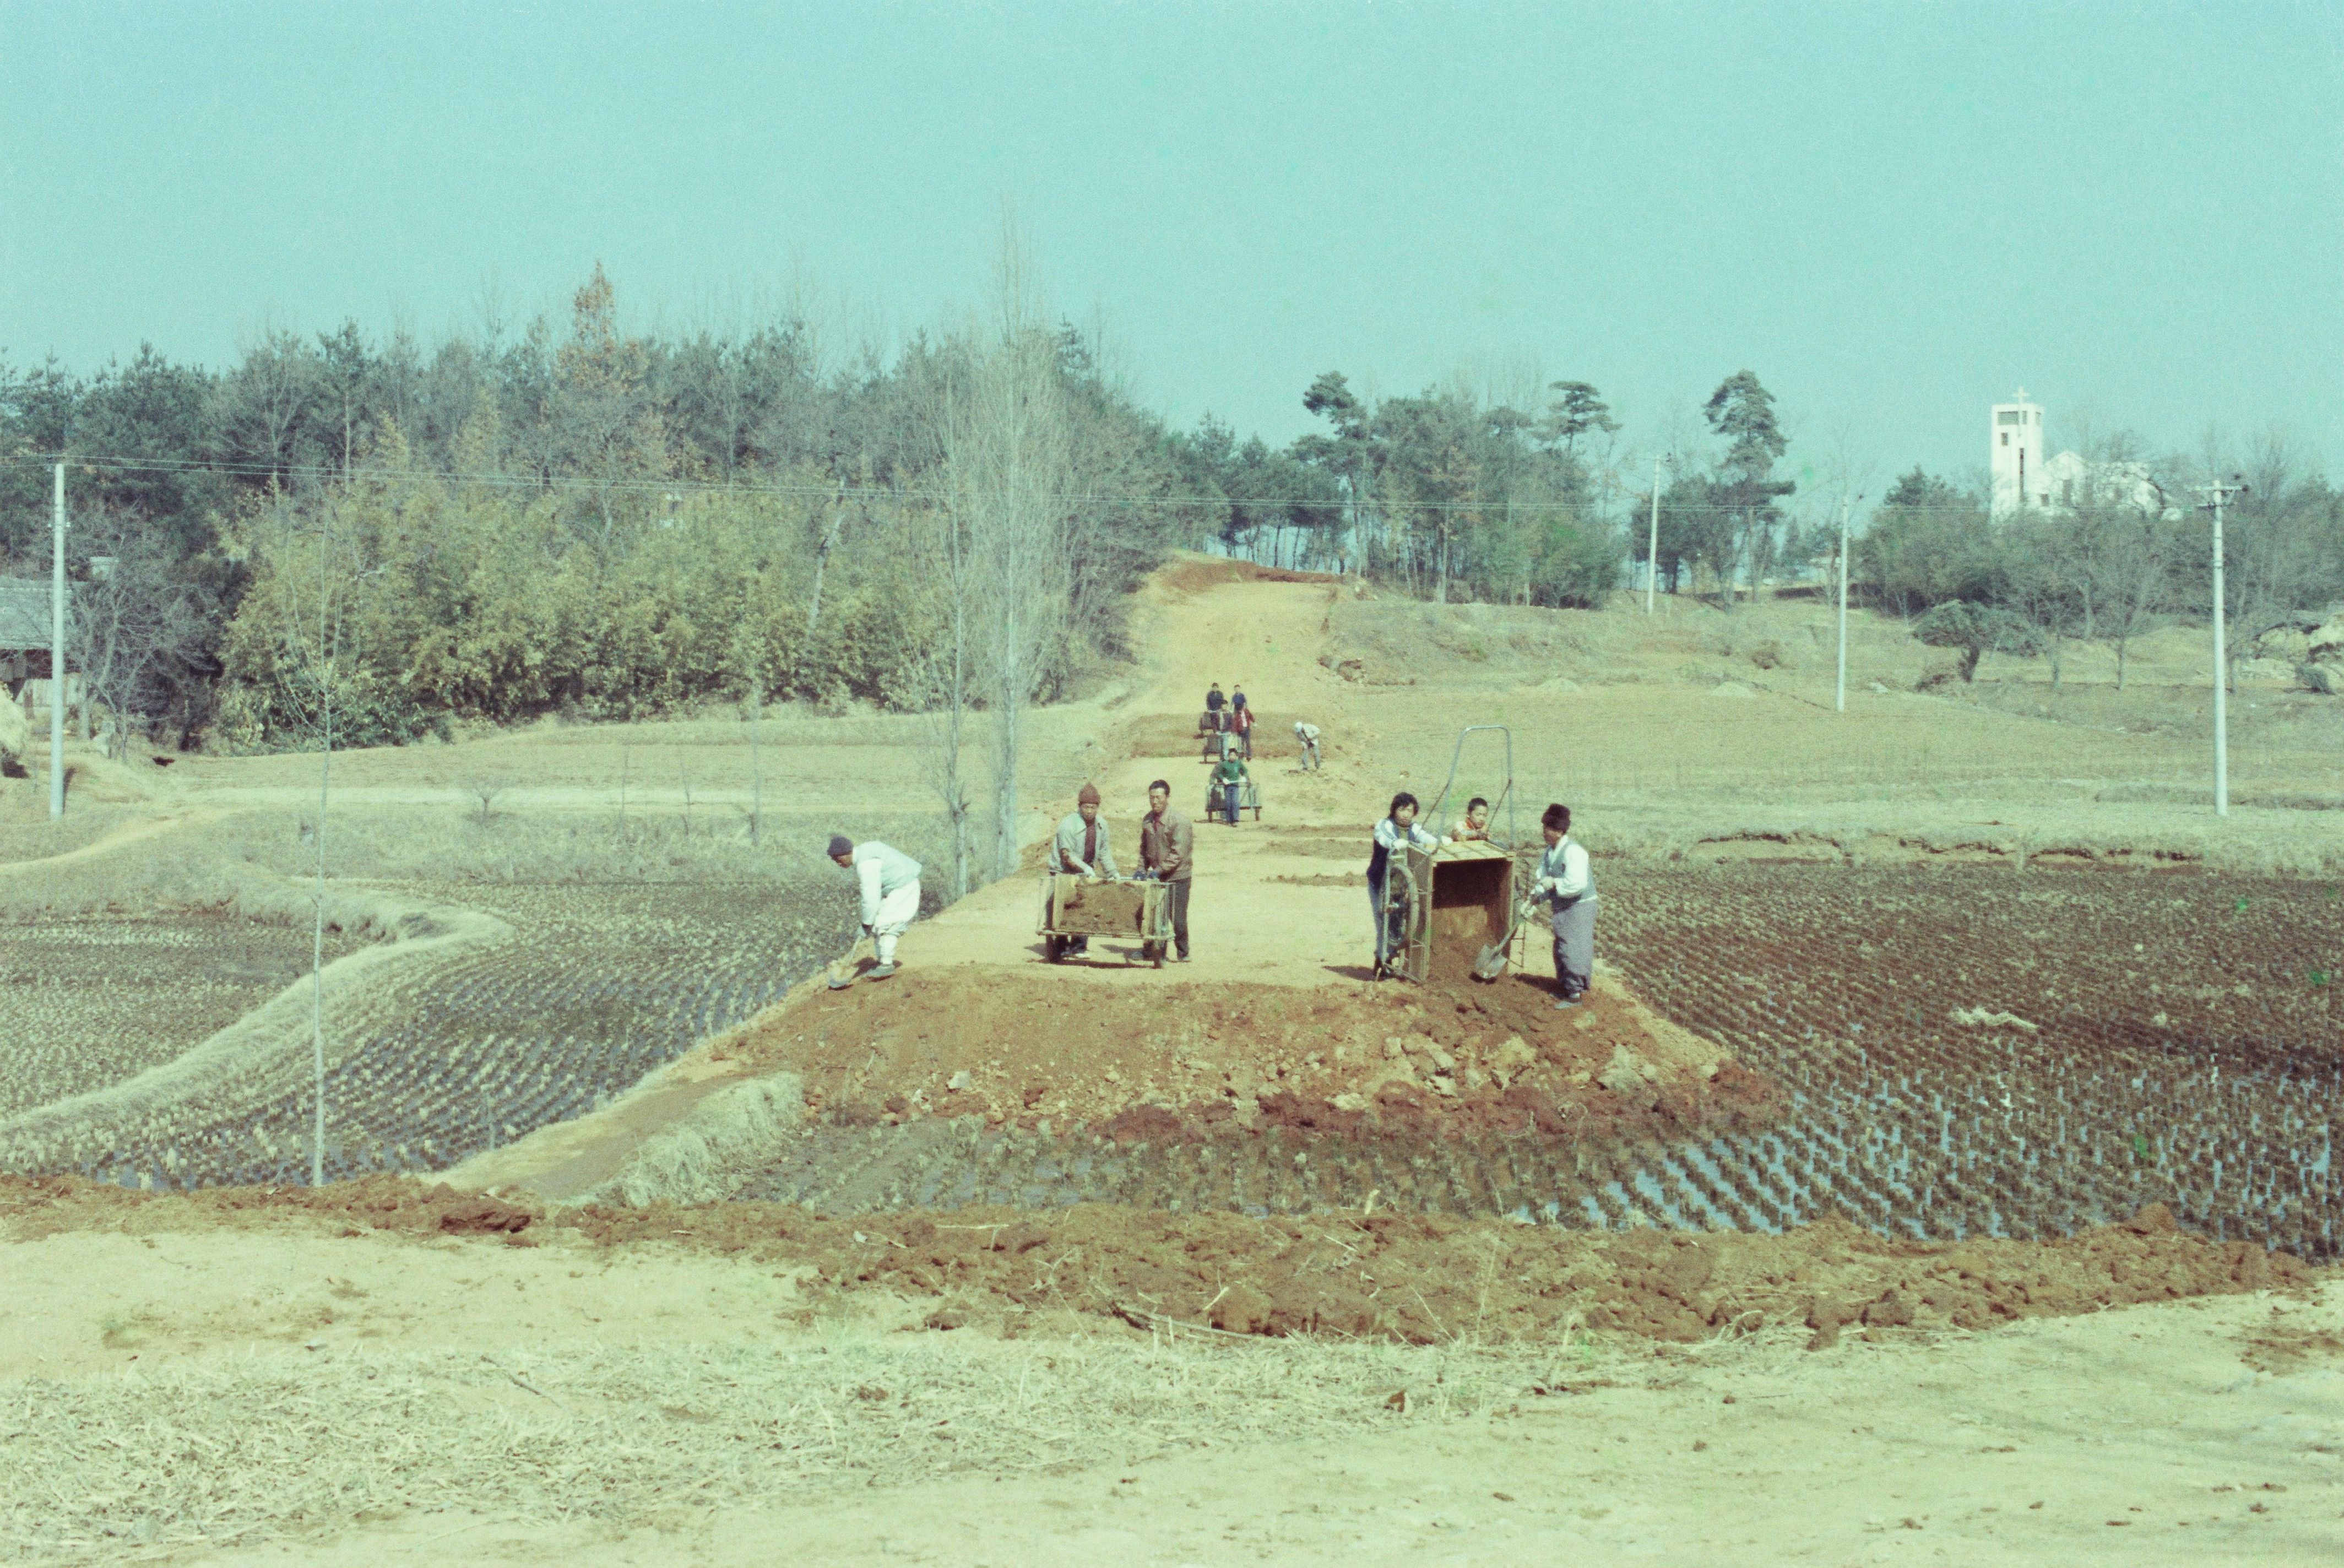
top-left (3, 1), bottom-right (2337, 491)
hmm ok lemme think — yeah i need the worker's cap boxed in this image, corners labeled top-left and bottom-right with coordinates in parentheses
top-left (825, 833), bottom-right (853, 859)
top-left (1077, 784), bottom-right (1100, 805)
top-left (1292, 721), bottom-right (1306, 733)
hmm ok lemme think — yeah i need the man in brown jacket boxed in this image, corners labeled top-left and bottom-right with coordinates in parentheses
top-left (1138, 777), bottom-right (1193, 962)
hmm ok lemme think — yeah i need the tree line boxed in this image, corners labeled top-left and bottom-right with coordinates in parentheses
top-left (1857, 436), bottom-right (2344, 688)
top-left (0, 264), bottom-right (1186, 761)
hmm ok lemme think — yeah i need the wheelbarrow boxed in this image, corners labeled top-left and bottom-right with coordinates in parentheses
top-left (1037, 873), bottom-right (1176, 967)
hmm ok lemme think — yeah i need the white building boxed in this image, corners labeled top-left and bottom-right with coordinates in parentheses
top-left (1988, 392), bottom-right (2048, 518)
top-left (1990, 392), bottom-right (2171, 519)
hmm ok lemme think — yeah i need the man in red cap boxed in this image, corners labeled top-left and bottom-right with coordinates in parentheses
top-left (1050, 784), bottom-right (1116, 954)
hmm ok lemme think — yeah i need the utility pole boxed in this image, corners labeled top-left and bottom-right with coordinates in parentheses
top-left (1645, 457), bottom-right (1663, 614)
top-left (49, 463), bottom-right (65, 819)
top-left (2196, 475), bottom-right (2249, 818)
top-left (311, 509), bottom-right (334, 1187)
top-left (1835, 494), bottom-right (1854, 713)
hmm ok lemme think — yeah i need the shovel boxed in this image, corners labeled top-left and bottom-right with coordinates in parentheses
top-left (826, 929), bottom-right (874, 990)
top-left (1473, 899), bottom-right (1539, 981)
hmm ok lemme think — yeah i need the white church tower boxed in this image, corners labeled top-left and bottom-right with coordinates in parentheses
top-left (1988, 391), bottom-right (2044, 520)
top-left (1989, 390), bottom-right (2047, 518)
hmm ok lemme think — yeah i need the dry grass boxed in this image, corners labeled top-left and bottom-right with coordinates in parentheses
top-left (0, 1327), bottom-right (1601, 1563)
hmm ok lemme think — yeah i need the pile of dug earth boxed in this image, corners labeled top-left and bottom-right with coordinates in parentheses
top-left (722, 967), bottom-right (1772, 1142)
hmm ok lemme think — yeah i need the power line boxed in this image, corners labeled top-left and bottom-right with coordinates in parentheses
top-left (0, 452), bottom-right (2001, 519)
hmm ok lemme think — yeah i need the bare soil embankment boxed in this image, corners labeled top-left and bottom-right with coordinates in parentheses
top-left (720, 964), bottom-right (1760, 1142)
top-left (2, 1175), bottom-right (2309, 1347)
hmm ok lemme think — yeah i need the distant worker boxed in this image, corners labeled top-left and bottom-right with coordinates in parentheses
top-left (1231, 699), bottom-right (1256, 760)
top-left (1211, 748), bottom-right (1252, 824)
top-left (1533, 802), bottom-right (1596, 1010)
top-left (1051, 784), bottom-right (1117, 955)
top-left (1138, 778), bottom-right (1193, 962)
top-left (1231, 683), bottom-right (1249, 715)
top-left (1293, 720), bottom-right (1321, 771)
top-left (1451, 796), bottom-right (1491, 842)
top-left (828, 834), bottom-right (922, 979)
top-left (1367, 792), bottom-right (1446, 978)
top-left (1204, 682), bottom-right (1227, 724)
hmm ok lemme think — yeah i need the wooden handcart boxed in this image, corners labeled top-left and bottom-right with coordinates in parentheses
top-left (1203, 778), bottom-right (1262, 823)
top-left (1037, 873), bottom-right (1178, 967)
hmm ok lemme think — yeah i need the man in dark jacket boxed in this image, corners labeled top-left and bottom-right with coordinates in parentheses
top-left (1138, 778), bottom-right (1193, 962)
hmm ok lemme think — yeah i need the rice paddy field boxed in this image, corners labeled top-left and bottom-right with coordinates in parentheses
top-left (0, 879), bottom-right (870, 1190)
top-left (0, 913), bottom-right (363, 1115)
top-left (728, 863), bottom-right (2342, 1260)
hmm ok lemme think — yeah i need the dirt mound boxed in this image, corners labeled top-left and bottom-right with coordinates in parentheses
top-left (1155, 557), bottom-right (1340, 596)
top-left (716, 969), bottom-right (1766, 1142)
top-left (571, 1196), bottom-right (2315, 1344)
top-left (0, 1174), bottom-right (533, 1241)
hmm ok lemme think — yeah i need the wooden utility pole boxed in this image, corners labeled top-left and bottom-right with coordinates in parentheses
top-left (1835, 494), bottom-right (1854, 713)
top-left (49, 463), bottom-right (65, 818)
top-left (1646, 458), bottom-right (1663, 615)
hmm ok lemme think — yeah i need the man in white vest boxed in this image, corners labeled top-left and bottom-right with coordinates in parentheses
top-left (828, 833), bottom-right (922, 978)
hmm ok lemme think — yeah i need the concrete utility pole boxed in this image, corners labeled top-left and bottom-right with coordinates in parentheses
top-left (49, 463), bottom-right (65, 819)
top-left (1645, 457), bottom-right (1664, 614)
top-left (2197, 475), bottom-right (2249, 818)
top-left (1835, 494), bottom-right (1854, 714)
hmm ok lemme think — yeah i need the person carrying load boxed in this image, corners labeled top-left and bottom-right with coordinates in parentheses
top-left (1050, 784), bottom-right (1117, 954)
top-left (827, 834), bottom-right (922, 982)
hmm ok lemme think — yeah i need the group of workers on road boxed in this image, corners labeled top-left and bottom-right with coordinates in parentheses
top-left (829, 689), bottom-right (1591, 1003)
top-left (1204, 682), bottom-right (1323, 775)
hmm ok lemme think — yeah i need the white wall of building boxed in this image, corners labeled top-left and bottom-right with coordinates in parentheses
top-left (1989, 393), bottom-right (2047, 518)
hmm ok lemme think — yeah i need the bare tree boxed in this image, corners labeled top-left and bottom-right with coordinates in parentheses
top-left (67, 506), bottom-right (207, 758)
top-left (940, 220), bottom-right (1077, 882)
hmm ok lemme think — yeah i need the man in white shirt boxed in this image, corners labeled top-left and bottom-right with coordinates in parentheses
top-left (828, 833), bottom-right (922, 978)
top-left (1532, 802), bottom-right (1596, 1008)
top-left (1367, 791), bottom-right (1446, 978)
top-left (1292, 720), bottom-right (1321, 772)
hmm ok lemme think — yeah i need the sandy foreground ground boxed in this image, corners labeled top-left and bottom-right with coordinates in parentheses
top-left (5, 558), bottom-right (2342, 1564)
top-left (1, 1223), bottom-right (2337, 1565)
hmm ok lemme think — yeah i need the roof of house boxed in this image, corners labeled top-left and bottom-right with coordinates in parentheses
top-left (0, 576), bottom-right (56, 650)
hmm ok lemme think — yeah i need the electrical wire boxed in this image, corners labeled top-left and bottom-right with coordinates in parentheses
top-left (0, 452), bottom-right (1997, 518)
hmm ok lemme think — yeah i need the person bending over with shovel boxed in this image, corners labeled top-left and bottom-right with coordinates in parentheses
top-left (827, 834), bottom-right (921, 988)
top-left (1532, 803), bottom-right (1596, 1009)
top-left (1050, 784), bottom-right (1117, 955)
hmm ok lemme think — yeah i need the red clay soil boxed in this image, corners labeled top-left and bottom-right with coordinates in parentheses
top-left (1155, 558), bottom-right (1341, 596)
top-left (4, 1177), bottom-right (2315, 1346)
top-left (576, 1197), bottom-right (2312, 1346)
top-left (715, 969), bottom-right (1773, 1143)
top-left (0, 1174), bottom-right (535, 1242)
